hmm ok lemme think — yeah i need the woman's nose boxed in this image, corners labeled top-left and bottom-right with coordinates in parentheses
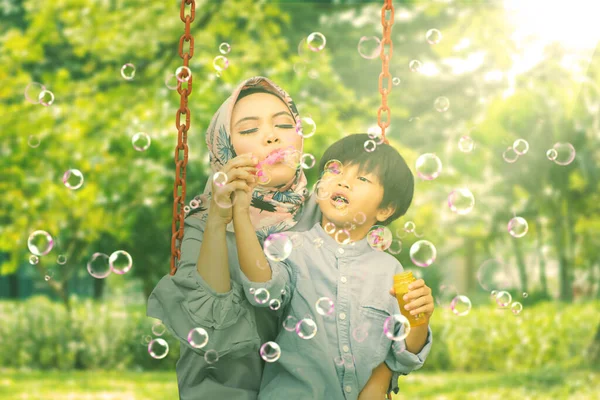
top-left (266, 135), bottom-right (280, 145)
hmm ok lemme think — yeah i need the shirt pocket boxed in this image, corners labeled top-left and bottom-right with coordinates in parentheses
top-left (354, 303), bottom-right (393, 387)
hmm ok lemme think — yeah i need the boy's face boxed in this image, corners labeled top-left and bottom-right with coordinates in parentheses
top-left (316, 162), bottom-right (395, 231)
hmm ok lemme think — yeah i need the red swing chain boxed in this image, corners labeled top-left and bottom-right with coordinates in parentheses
top-left (378, 0), bottom-right (395, 145)
top-left (170, 0), bottom-right (196, 276)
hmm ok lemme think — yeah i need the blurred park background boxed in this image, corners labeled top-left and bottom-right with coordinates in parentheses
top-left (1, 0), bottom-right (600, 399)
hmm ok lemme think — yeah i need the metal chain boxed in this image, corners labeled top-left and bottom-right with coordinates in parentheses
top-left (171, 0), bottom-right (196, 276)
top-left (378, 0), bottom-right (395, 145)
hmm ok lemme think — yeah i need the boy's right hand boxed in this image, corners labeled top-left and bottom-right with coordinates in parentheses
top-left (209, 153), bottom-right (258, 225)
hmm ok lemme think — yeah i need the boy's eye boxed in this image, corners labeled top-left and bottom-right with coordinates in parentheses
top-left (239, 124), bottom-right (294, 135)
top-left (358, 177), bottom-right (370, 182)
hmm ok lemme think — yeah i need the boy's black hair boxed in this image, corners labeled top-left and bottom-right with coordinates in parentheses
top-left (317, 133), bottom-right (414, 226)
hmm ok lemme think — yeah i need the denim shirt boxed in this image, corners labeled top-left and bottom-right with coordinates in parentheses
top-left (240, 222), bottom-right (433, 400)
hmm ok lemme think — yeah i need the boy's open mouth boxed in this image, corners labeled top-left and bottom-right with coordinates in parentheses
top-left (331, 192), bottom-right (350, 205)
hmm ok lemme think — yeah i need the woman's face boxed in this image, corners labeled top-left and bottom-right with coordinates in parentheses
top-left (230, 92), bottom-right (303, 188)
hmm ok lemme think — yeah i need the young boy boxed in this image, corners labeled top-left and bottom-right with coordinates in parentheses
top-left (232, 134), bottom-right (434, 400)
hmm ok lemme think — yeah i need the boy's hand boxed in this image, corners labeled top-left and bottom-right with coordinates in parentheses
top-left (389, 278), bottom-right (434, 321)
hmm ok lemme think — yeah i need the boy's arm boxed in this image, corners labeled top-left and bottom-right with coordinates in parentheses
top-left (358, 362), bottom-right (393, 399)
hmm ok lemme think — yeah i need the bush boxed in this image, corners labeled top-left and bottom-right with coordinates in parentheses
top-left (0, 296), bottom-right (598, 371)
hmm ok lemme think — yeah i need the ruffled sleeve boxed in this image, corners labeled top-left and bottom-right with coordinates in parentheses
top-left (146, 214), bottom-right (261, 357)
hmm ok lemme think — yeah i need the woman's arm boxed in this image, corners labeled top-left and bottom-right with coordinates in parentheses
top-left (358, 362), bottom-right (393, 400)
top-left (196, 213), bottom-right (231, 293)
top-left (232, 207), bottom-right (272, 283)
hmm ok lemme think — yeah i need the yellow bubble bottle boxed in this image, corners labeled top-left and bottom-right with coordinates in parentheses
top-left (394, 271), bottom-right (427, 327)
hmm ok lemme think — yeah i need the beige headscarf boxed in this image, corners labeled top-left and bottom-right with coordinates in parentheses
top-left (189, 76), bottom-right (309, 242)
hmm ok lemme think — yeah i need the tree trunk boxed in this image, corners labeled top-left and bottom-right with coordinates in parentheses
top-left (534, 220), bottom-right (549, 296)
top-left (93, 278), bottom-right (105, 300)
top-left (7, 273), bottom-right (19, 298)
top-left (511, 237), bottom-right (528, 294)
top-left (589, 321), bottom-right (600, 370)
top-left (464, 238), bottom-right (476, 292)
top-left (553, 200), bottom-right (573, 302)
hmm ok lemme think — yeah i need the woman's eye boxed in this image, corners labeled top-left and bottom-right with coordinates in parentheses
top-left (276, 124), bottom-right (295, 129)
top-left (239, 128), bottom-right (258, 135)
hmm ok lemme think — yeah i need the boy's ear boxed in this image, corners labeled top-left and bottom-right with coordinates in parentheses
top-left (376, 205), bottom-right (396, 223)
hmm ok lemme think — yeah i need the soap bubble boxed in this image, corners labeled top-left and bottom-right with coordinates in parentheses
top-left (513, 139), bottom-right (529, 155)
top-left (415, 153), bottom-right (442, 180)
top-left (426, 29), bottom-right (443, 45)
top-left (508, 217), bottom-right (528, 238)
top-left (188, 328), bottom-right (209, 349)
top-left (307, 32), bottom-right (326, 52)
top-left (260, 341), bottom-right (282, 363)
top-left (448, 188), bottom-right (475, 215)
top-left (550, 142), bottom-right (576, 166)
top-left (148, 338), bottom-right (169, 359)
top-left (27, 230), bottom-right (54, 256)
top-left (296, 318), bottom-right (318, 339)
top-left (502, 147), bottom-right (519, 163)
top-left (450, 295), bottom-right (471, 316)
top-left (264, 233), bottom-right (293, 262)
top-left (434, 96), bottom-right (450, 112)
top-left (357, 36), bottom-right (381, 59)
top-left (458, 135), bottom-right (474, 152)
top-left (410, 240), bottom-right (437, 267)
top-left (383, 314), bottom-right (411, 341)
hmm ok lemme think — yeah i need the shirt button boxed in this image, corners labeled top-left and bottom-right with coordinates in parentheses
top-left (339, 312), bottom-right (346, 320)
top-left (337, 248), bottom-right (345, 254)
top-left (343, 345), bottom-right (350, 352)
top-left (345, 385), bottom-right (352, 393)
top-left (340, 276), bottom-right (347, 283)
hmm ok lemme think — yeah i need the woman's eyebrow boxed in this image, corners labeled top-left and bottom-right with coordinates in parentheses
top-left (234, 111), bottom-right (292, 127)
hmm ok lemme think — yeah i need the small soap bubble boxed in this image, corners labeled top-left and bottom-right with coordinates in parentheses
top-left (448, 188), bottom-right (475, 215)
top-left (260, 341), bottom-right (282, 363)
top-left (109, 250), bottom-right (133, 275)
top-left (24, 82), bottom-right (46, 104)
top-left (132, 132), bottom-right (151, 151)
top-left (300, 153), bottom-right (316, 169)
top-left (28, 230), bottom-right (54, 256)
top-left (39, 90), bottom-right (55, 107)
top-left (546, 148), bottom-right (558, 161)
top-left (502, 147), bottom-right (519, 163)
top-left (283, 315), bottom-right (298, 332)
top-left (513, 139), bottom-right (529, 155)
top-left (264, 233), bottom-right (293, 262)
top-left (315, 297), bottom-right (335, 316)
top-left (426, 29), bottom-right (443, 45)
top-left (357, 36), bottom-right (382, 59)
top-left (495, 290), bottom-right (512, 308)
top-left (324, 222), bottom-right (336, 235)
top-left (87, 252), bottom-right (111, 279)
top-left (409, 60), bottom-right (422, 72)
top-left (334, 229), bottom-right (351, 245)
top-left (550, 142), bottom-right (576, 166)
top-left (296, 318), bottom-right (318, 339)
top-left (415, 153), bottom-right (442, 180)
top-left (254, 288), bottom-right (271, 305)
top-left (213, 56), bottom-right (229, 72)
top-left (410, 240), bottom-right (437, 268)
top-left (219, 42), bottom-right (231, 55)
top-left (367, 225), bottom-right (393, 251)
top-left (450, 295), bottom-right (472, 316)
top-left (522, 292), bottom-right (528, 298)
top-left (387, 239), bottom-right (403, 255)
top-left (352, 325), bottom-right (369, 343)
top-left (392, 77), bottom-right (401, 86)
top-left (353, 212), bottom-right (367, 225)
top-left (188, 327), bottom-right (209, 349)
top-left (508, 217), bottom-right (528, 238)
top-left (383, 314), bottom-right (411, 341)
top-left (56, 254), bottom-right (67, 265)
top-left (121, 63), bottom-right (136, 80)
top-left (175, 66), bottom-right (192, 83)
top-left (204, 349), bottom-right (219, 364)
top-left (28, 135), bottom-right (41, 148)
top-left (29, 255), bottom-right (39, 265)
top-left (152, 321), bottom-right (166, 336)
top-left (63, 169), bottom-right (84, 190)
top-left (434, 96), bottom-right (450, 112)
top-left (458, 135), bottom-right (474, 152)
top-left (307, 32), bottom-right (326, 52)
top-left (269, 299), bottom-right (281, 311)
top-left (511, 301), bottom-right (523, 315)
top-left (213, 172), bottom-right (228, 187)
top-left (148, 338), bottom-right (169, 359)
top-left (404, 221), bottom-right (416, 233)
top-left (296, 116), bottom-right (317, 138)
top-left (364, 140), bottom-right (377, 152)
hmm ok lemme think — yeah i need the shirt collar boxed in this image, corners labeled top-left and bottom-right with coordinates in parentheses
top-left (308, 221), bottom-right (374, 257)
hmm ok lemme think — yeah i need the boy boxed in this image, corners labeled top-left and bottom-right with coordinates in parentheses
top-left (233, 134), bottom-right (434, 399)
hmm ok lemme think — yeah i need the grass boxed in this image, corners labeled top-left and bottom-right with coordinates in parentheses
top-left (0, 367), bottom-right (598, 399)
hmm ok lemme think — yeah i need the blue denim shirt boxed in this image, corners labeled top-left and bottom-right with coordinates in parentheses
top-left (240, 222), bottom-right (433, 400)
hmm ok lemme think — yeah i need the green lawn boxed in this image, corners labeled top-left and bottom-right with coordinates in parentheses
top-left (0, 368), bottom-right (598, 399)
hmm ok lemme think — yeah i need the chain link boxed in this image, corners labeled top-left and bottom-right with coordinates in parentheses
top-left (171, 0), bottom-right (195, 276)
top-left (378, 0), bottom-right (395, 145)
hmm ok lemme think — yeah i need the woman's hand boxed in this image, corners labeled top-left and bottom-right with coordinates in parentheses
top-left (209, 153), bottom-right (258, 225)
top-left (389, 278), bottom-right (435, 321)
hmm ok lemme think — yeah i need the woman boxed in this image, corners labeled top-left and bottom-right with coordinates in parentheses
top-left (147, 76), bottom-right (322, 400)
